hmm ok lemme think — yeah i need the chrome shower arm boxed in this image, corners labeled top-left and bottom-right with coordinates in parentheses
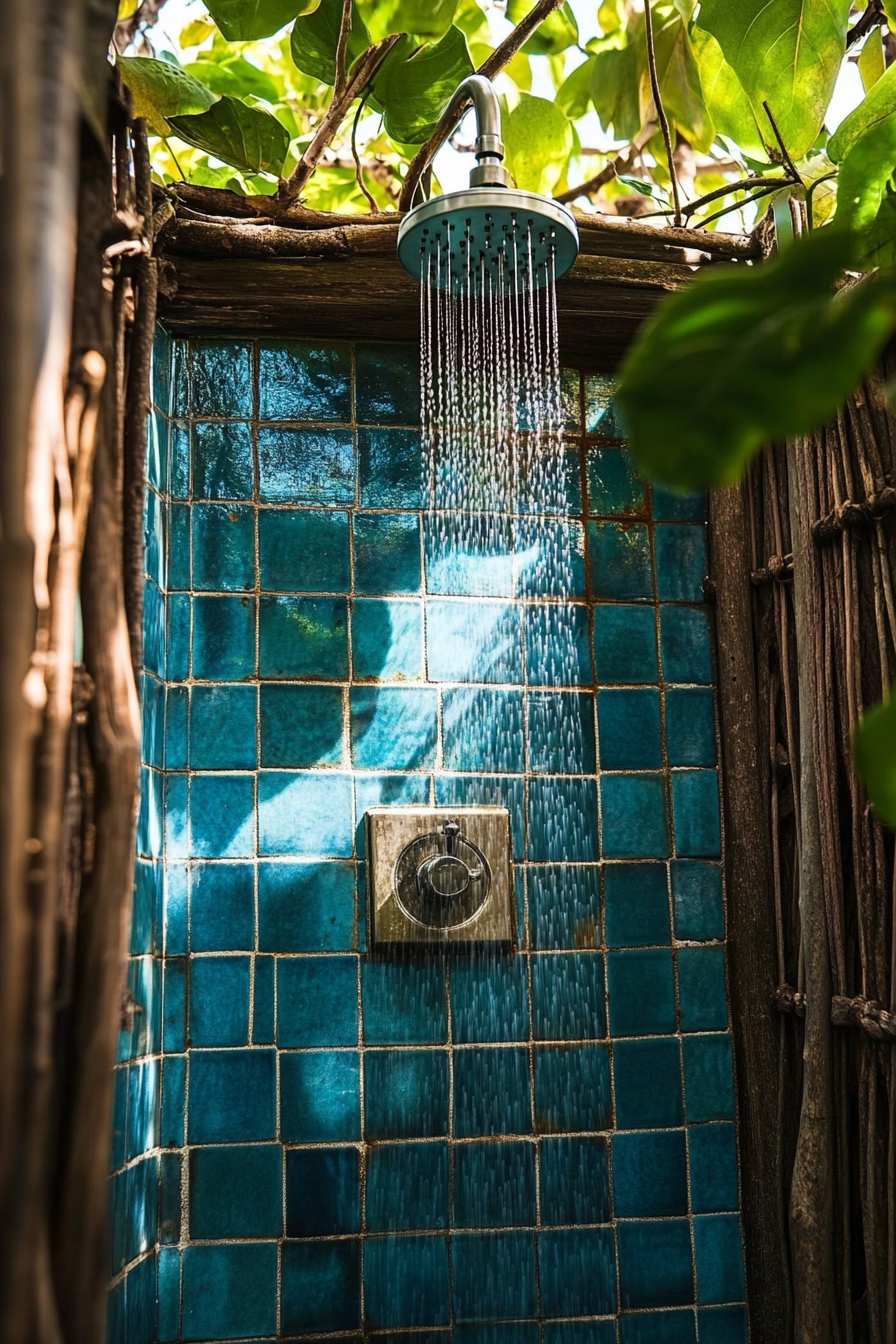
top-left (445, 74), bottom-right (512, 189)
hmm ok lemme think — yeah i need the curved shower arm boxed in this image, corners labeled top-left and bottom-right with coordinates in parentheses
top-left (444, 74), bottom-right (512, 189)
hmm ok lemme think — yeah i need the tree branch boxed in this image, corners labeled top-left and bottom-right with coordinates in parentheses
top-left (762, 100), bottom-right (803, 185)
top-left (555, 122), bottom-right (657, 204)
top-left (352, 94), bottom-right (378, 211)
top-left (333, 0), bottom-right (353, 97)
top-left (846, 0), bottom-right (884, 49)
top-left (113, 0), bottom-right (171, 55)
top-left (682, 172), bottom-right (795, 218)
top-left (644, 0), bottom-right (682, 226)
top-left (398, 0), bottom-right (565, 211)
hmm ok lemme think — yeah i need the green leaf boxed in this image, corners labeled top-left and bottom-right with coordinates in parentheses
top-left (371, 27), bottom-right (473, 144)
top-left (591, 38), bottom-right (643, 141)
top-left (168, 96), bottom-right (290, 175)
top-left (184, 57), bottom-right (281, 103)
top-left (180, 16), bottom-right (217, 46)
top-left (652, 14), bottom-right (713, 154)
top-left (289, 0), bottom-right (370, 86)
top-left (205, 0), bottom-right (319, 41)
top-left (502, 91), bottom-right (574, 194)
top-left (858, 27), bottom-right (885, 91)
top-left (616, 229), bottom-right (896, 491)
top-left (690, 26), bottom-right (765, 159)
top-left (696, 0), bottom-right (851, 159)
top-left (860, 185), bottom-right (896, 268)
top-left (454, 0), bottom-right (488, 40)
top-left (618, 175), bottom-right (658, 196)
top-left (117, 56), bottom-right (216, 136)
top-left (360, 0), bottom-right (459, 42)
top-left (829, 61), bottom-right (896, 162)
top-left (506, 0), bottom-right (578, 55)
top-left (854, 691), bottom-right (896, 829)
top-left (556, 55), bottom-right (594, 118)
top-left (833, 114), bottom-right (896, 231)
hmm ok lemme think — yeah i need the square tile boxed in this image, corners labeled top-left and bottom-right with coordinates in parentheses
top-left (165, 686), bottom-right (188, 769)
top-left (259, 507), bottom-right (350, 592)
top-left (539, 1226), bottom-right (617, 1317)
top-left (515, 518), bottom-right (586, 599)
top-left (166, 863), bottom-right (189, 954)
top-left (620, 1310), bottom-right (696, 1344)
top-left (672, 771), bottom-right (721, 857)
top-left (258, 860), bottom-right (355, 951)
top-left (682, 1034), bottom-right (736, 1121)
top-left (353, 511), bottom-right (422, 594)
top-left (525, 603), bottom-right (594, 687)
top-left (613, 1129), bottom-right (688, 1217)
top-left (426, 599), bottom-right (522, 683)
top-left (260, 683), bottom-right (345, 767)
top-left (613, 1037), bottom-right (683, 1129)
top-left (660, 605), bottom-right (713, 684)
top-left (529, 864), bottom-right (601, 951)
top-left (534, 1045), bottom-right (611, 1133)
top-left (350, 686), bottom-right (438, 769)
top-left (162, 959), bottom-right (186, 1052)
top-left (442, 688), bottom-right (525, 773)
top-left (192, 595), bottom-right (256, 680)
top-left (460, 1323), bottom-right (541, 1343)
top-left (528, 691), bottom-right (596, 774)
top-left (152, 327), bottom-right (171, 411)
top-left (618, 1219), bottom-right (694, 1309)
top-left (352, 598), bottom-right (423, 679)
top-left (170, 419), bottom-right (190, 497)
top-left (366, 1141), bottom-right (449, 1231)
top-left (539, 1136), bottom-right (610, 1225)
top-left (358, 426), bottom-right (425, 508)
top-left (672, 861), bottom-right (725, 941)
top-left (189, 956), bottom-right (250, 1046)
top-left (666, 687), bottom-right (716, 766)
top-left (280, 1050), bottom-right (361, 1141)
top-left (258, 425), bottom-right (354, 503)
top-left (588, 522), bottom-right (653, 600)
top-left (190, 340), bottom-right (254, 418)
top-left (253, 954), bottom-right (275, 1043)
top-left (364, 1234), bottom-right (450, 1329)
top-left (450, 955), bottom-right (530, 1043)
top-left (607, 948), bottom-right (676, 1036)
top-left (585, 372), bottom-right (619, 434)
top-left (259, 594), bottom-right (348, 678)
top-left (656, 523), bottom-right (707, 601)
top-left (189, 684), bottom-right (257, 769)
top-left (601, 774), bottom-right (669, 860)
top-left (144, 580), bottom-right (166, 677)
top-left (189, 1144), bottom-right (282, 1238)
top-left (698, 1306), bottom-right (749, 1344)
top-left (587, 447), bottom-right (648, 516)
top-left (694, 1215), bottom-right (745, 1304)
top-left (528, 777), bottom-right (599, 862)
top-left (189, 774), bottom-right (254, 858)
top-left (689, 1123), bottom-right (739, 1213)
top-left (167, 592), bottom-right (191, 680)
top-left (285, 1146), bottom-right (359, 1236)
top-left (364, 1049), bottom-right (449, 1139)
top-left (604, 862), bottom-right (671, 947)
top-left (192, 504), bottom-right (255, 591)
top-left (187, 1050), bottom-right (276, 1142)
top-left (172, 340), bottom-right (189, 416)
top-left (277, 955), bottom-right (358, 1047)
top-left (516, 442), bottom-right (582, 515)
top-left (545, 1324), bottom-right (616, 1344)
top-left (362, 958), bottom-right (447, 1045)
top-left (160, 1151), bottom-right (181, 1243)
top-left (454, 1141), bottom-right (536, 1228)
top-left (192, 421), bottom-right (254, 500)
top-left (190, 862), bottom-right (255, 951)
top-left (280, 1239), bottom-right (360, 1333)
top-left (259, 772), bottom-right (353, 857)
top-left (593, 603), bottom-right (659, 684)
top-left (425, 513), bottom-right (514, 597)
top-left (597, 688), bottom-right (662, 770)
top-left (356, 342), bottom-right (420, 423)
top-left (453, 1047), bottom-right (531, 1137)
top-left (653, 485), bottom-right (706, 522)
top-left (678, 946), bottom-right (729, 1031)
top-left (531, 953), bottom-right (606, 1040)
top-left (181, 1243), bottom-right (277, 1340)
top-left (451, 1231), bottom-right (536, 1322)
top-left (435, 774), bottom-right (526, 860)
top-left (259, 340), bottom-right (351, 421)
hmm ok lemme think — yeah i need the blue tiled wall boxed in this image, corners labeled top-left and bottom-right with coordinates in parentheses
top-left (112, 329), bottom-right (748, 1343)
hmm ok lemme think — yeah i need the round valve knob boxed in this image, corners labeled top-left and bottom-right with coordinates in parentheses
top-left (393, 819), bottom-right (491, 930)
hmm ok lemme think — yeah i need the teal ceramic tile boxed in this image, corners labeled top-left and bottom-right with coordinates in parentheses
top-left (601, 774), bottom-right (669, 859)
top-left (364, 1050), bottom-right (449, 1139)
top-left (660, 605), bottom-right (713, 683)
top-left (109, 1065), bottom-right (128, 1171)
top-left (614, 1129), bottom-right (688, 1216)
top-left (190, 340), bottom-right (254, 418)
top-left (358, 426), bottom-right (426, 508)
top-left (258, 594), bottom-right (348, 679)
top-left (528, 691), bottom-right (596, 774)
top-left (425, 513), bottom-right (515, 597)
top-left (426, 599), bottom-right (523, 683)
top-left (656, 524), bottom-right (707, 601)
top-left (162, 959), bottom-right (186, 1053)
top-left (286, 1146), bottom-right (360, 1236)
top-left (525, 603), bottom-right (594, 686)
top-left (170, 419), bottom-right (190, 498)
top-left (258, 425), bottom-right (354, 503)
top-left (124, 1247), bottom-right (156, 1344)
top-left (539, 1136), bottom-right (610, 1225)
top-left (189, 1144), bottom-right (282, 1238)
top-left (362, 958), bottom-right (447, 1045)
top-left (454, 1141), bottom-right (536, 1228)
top-left (152, 326), bottom-right (172, 412)
top-left (277, 955), bottom-right (358, 1047)
top-left (698, 1305), bottom-right (748, 1344)
top-left (192, 421), bottom-right (254, 500)
top-left (162, 772), bottom-right (187, 861)
top-left (653, 485), bottom-right (706, 522)
top-left (280, 1050), bottom-right (361, 1141)
top-left (143, 580), bottom-right (166, 678)
top-left (460, 1326), bottom-right (541, 1343)
top-left (165, 863), bottom-right (188, 954)
top-left (534, 1044), bottom-right (611, 1133)
top-left (694, 1215), bottom-right (745, 1304)
top-left (259, 683), bottom-right (344, 767)
top-left (189, 684), bottom-right (257, 769)
top-left (356, 342), bottom-right (420, 423)
top-left (667, 687), bottom-right (716, 766)
top-left (131, 860), bottom-right (159, 955)
top-left (689, 1123), bottom-right (739, 1213)
top-left (180, 1243), bottom-right (276, 1340)
top-left (189, 774), bottom-right (255, 858)
top-left (435, 775), bottom-right (526, 860)
top-left (352, 598), bottom-right (423, 679)
top-left (673, 771), bottom-right (721, 857)
top-left (597, 688), bottom-right (662, 770)
top-left (451, 1231), bottom-right (536, 1322)
top-left (516, 442), bottom-right (582, 517)
top-left (529, 863), bottom-right (601, 951)
top-left (258, 771), bottom-right (353, 857)
top-left (192, 504), bottom-right (255, 591)
top-left (618, 1219), bottom-right (694, 1309)
top-left (528, 777), bottom-right (599, 862)
top-left (545, 1324), bottom-right (616, 1344)
top-left (259, 507), bottom-right (350, 592)
top-left (607, 948), bottom-right (676, 1036)
top-left (450, 1046), bottom-right (524, 1138)
top-left (144, 490), bottom-right (166, 589)
top-left (190, 862), bottom-right (255, 951)
top-left (531, 952), bottom-right (606, 1040)
top-left (350, 686), bottom-right (438, 769)
top-left (593, 603), bottom-right (659, 684)
top-left (258, 860), bottom-right (355, 951)
top-left (683, 1033), bottom-right (736, 1121)
top-left (192, 595), bottom-right (256, 680)
top-left (678, 946), bottom-right (729, 1031)
top-left (253, 954), bottom-right (275, 1043)
top-left (187, 1049), bottom-right (277, 1142)
top-left (167, 592), bottom-right (191, 680)
top-left (190, 956), bottom-right (250, 1046)
top-left (364, 1234), bottom-right (450, 1328)
top-left (620, 1310), bottom-right (696, 1344)
top-left (585, 372), bottom-right (620, 435)
top-left (172, 340), bottom-right (189, 417)
top-left (259, 340), bottom-right (351, 421)
top-left (157, 1247), bottom-right (180, 1343)
top-left (604, 862), bottom-right (671, 947)
top-left (539, 1226), bottom-right (617, 1317)
top-left (125, 1058), bottom-right (160, 1160)
top-left (588, 522), bottom-right (653, 600)
top-left (138, 765), bottom-right (164, 858)
top-left (165, 685), bottom-right (188, 769)
top-left (515, 518), bottom-right (587, 599)
top-left (441, 688), bottom-right (524, 773)
top-left (353, 511), bottom-right (422, 595)
top-left (613, 1037), bottom-right (683, 1129)
top-left (450, 955), bottom-right (530, 1043)
top-left (281, 1240), bottom-right (360, 1333)
top-left (587, 447), bottom-right (648, 517)
top-left (159, 1150), bottom-right (181, 1242)
top-left (672, 861), bottom-right (725, 941)
top-left (366, 1141), bottom-right (449, 1231)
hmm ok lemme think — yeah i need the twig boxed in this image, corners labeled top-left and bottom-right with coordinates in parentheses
top-left (682, 173), bottom-right (795, 217)
top-left (352, 94), bottom-right (378, 212)
top-left (398, 0), bottom-right (565, 211)
top-left (334, 0), bottom-right (353, 97)
top-left (695, 182), bottom-right (785, 230)
top-left (644, 0), bottom-right (682, 226)
top-left (762, 100), bottom-right (803, 185)
top-left (846, 0), bottom-right (885, 49)
top-left (554, 122), bottom-right (657, 204)
top-left (162, 137), bottom-right (186, 181)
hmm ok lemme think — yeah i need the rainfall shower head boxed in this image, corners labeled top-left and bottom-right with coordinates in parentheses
top-left (397, 75), bottom-right (579, 295)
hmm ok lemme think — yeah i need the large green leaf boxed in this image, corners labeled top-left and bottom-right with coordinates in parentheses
top-left (556, 55), bottom-right (594, 118)
top-left (854, 691), bottom-right (896, 828)
top-left (168, 96), bottom-right (290, 175)
top-left (690, 26), bottom-right (765, 158)
top-left (652, 14), bottom-right (713, 153)
top-left (860, 186), bottom-right (896, 268)
top-left (502, 92), bottom-right (573, 194)
top-left (290, 0), bottom-right (370, 86)
top-left (829, 61), bottom-right (896, 161)
top-left (616, 229), bottom-right (896, 490)
top-left (507, 0), bottom-right (578, 55)
top-left (117, 56), bottom-right (216, 135)
top-left (360, 0), bottom-right (458, 42)
top-left (184, 57), bottom-right (281, 103)
top-left (696, 0), bottom-right (851, 159)
top-left (371, 27), bottom-right (473, 145)
top-left (858, 26), bottom-right (885, 91)
top-left (591, 38), bottom-right (643, 141)
top-left (205, 0), bottom-right (319, 42)
top-left (834, 114), bottom-right (896, 231)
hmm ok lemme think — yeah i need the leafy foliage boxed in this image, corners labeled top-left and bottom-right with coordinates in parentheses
top-left (371, 27), bottom-right (473, 143)
top-left (118, 56), bottom-right (215, 135)
top-left (168, 96), bottom-right (291, 175)
top-left (205, 0), bottom-right (321, 43)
